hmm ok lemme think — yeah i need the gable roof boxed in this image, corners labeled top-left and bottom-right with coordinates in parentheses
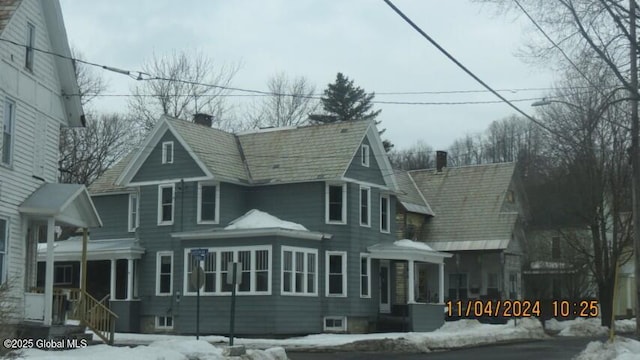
top-left (97, 117), bottom-right (395, 193)
top-left (409, 162), bottom-right (518, 251)
top-left (0, 0), bottom-right (21, 35)
top-left (395, 170), bottom-right (434, 216)
top-left (19, 183), bottom-right (102, 228)
top-left (236, 120), bottom-right (373, 184)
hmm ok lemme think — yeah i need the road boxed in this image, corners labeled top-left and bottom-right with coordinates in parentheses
top-left (288, 336), bottom-right (605, 360)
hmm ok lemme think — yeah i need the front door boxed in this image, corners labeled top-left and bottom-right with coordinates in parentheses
top-left (379, 260), bottom-right (390, 313)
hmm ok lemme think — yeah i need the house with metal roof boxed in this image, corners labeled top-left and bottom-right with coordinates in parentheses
top-left (399, 153), bottom-right (527, 303)
top-left (47, 115), bottom-right (451, 335)
top-left (0, 0), bottom-right (105, 341)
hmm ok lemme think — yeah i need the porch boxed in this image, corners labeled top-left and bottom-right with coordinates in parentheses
top-left (368, 240), bottom-right (452, 332)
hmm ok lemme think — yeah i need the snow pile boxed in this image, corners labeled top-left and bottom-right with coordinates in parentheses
top-left (225, 209), bottom-right (308, 231)
top-left (394, 239), bottom-right (436, 252)
top-left (575, 337), bottom-right (640, 360)
top-left (546, 318), bottom-right (637, 336)
top-left (14, 340), bottom-right (286, 360)
top-left (406, 318), bottom-right (546, 350)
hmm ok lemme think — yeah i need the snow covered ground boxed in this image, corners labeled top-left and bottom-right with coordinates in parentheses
top-left (545, 318), bottom-right (637, 337)
top-left (574, 336), bottom-right (640, 360)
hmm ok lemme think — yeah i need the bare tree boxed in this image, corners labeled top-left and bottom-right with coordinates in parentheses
top-left (59, 113), bottom-right (137, 185)
top-left (447, 133), bottom-right (485, 166)
top-left (129, 50), bottom-right (239, 132)
top-left (388, 140), bottom-right (435, 170)
top-left (71, 48), bottom-right (107, 107)
top-left (245, 72), bottom-right (319, 128)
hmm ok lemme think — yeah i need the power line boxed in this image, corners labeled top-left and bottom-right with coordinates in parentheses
top-left (381, 0), bottom-right (567, 141)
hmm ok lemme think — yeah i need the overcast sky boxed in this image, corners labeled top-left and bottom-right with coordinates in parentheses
top-left (59, 0), bottom-right (556, 151)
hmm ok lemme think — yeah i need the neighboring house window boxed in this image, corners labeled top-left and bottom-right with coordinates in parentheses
top-left (326, 183), bottom-right (346, 224)
top-left (359, 186), bottom-right (370, 227)
top-left (157, 184), bottom-right (174, 225)
top-left (486, 272), bottom-right (499, 299)
top-left (509, 272), bottom-right (518, 299)
top-left (281, 246), bottom-right (317, 296)
top-left (25, 23), bottom-right (35, 71)
top-left (380, 195), bottom-right (390, 233)
top-left (551, 236), bottom-right (561, 260)
top-left (506, 190), bottom-right (515, 203)
top-left (162, 141), bottom-right (174, 164)
top-left (0, 219), bottom-right (7, 283)
top-left (197, 182), bottom-right (219, 224)
top-left (448, 273), bottom-right (467, 300)
top-left (183, 246), bottom-right (271, 295)
top-left (2, 99), bottom-right (15, 166)
top-left (361, 144), bottom-right (370, 167)
top-left (155, 316), bottom-right (173, 330)
top-left (323, 316), bottom-right (347, 332)
top-left (360, 255), bottom-right (370, 298)
top-left (156, 252), bottom-right (173, 296)
top-left (128, 193), bottom-right (139, 232)
top-left (54, 265), bottom-right (73, 285)
top-left (326, 251), bottom-right (347, 297)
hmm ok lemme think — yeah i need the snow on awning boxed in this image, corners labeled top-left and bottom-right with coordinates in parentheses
top-left (367, 239), bottom-right (452, 264)
top-left (37, 237), bottom-right (144, 262)
top-left (173, 209), bottom-right (332, 241)
top-left (19, 183), bottom-right (102, 228)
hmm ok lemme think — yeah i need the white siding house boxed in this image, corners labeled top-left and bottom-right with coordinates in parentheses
top-left (0, 0), bottom-right (100, 326)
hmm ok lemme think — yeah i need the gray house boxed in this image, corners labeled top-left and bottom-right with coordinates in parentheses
top-left (41, 116), bottom-right (450, 335)
top-left (398, 154), bottom-right (527, 303)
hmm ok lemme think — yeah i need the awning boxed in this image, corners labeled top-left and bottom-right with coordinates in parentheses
top-left (19, 183), bottom-right (102, 228)
top-left (37, 237), bottom-right (144, 261)
top-left (368, 239), bottom-right (452, 264)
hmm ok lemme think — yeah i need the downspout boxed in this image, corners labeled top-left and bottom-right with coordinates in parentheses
top-left (180, 179), bottom-right (185, 232)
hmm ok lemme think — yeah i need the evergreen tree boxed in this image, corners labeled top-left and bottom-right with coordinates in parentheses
top-left (309, 72), bottom-right (381, 123)
top-left (309, 73), bottom-right (393, 151)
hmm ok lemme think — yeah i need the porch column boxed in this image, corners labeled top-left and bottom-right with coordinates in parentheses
top-left (110, 259), bottom-right (116, 299)
top-left (127, 259), bottom-right (134, 300)
top-left (43, 217), bottom-right (55, 326)
top-left (439, 262), bottom-right (445, 304)
top-left (407, 260), bottom-right (416, 304)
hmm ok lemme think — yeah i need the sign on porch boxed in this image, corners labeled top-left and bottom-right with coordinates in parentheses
top-left (190, 248), bottom-right (208, 260)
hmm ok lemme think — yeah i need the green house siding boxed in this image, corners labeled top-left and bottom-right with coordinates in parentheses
top-left (91, 194), bottom-right (132, 239)
top-left (344, 137), bottom-right (386, 186)
top-left (132, 131), bottom-right (206, 183)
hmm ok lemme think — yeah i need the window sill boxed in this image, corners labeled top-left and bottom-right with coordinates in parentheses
top-left (281, 292), bottom-right (319, 297)
top-left (155, 293), bottom-right (173, 297)
top-left (326, 221), bottom-right (347, 225)
top-left (157, 222), bottom-right (174, 226)
top-left (197, 220), bottom-right (219, 225)
top-left (325, 294), bottom-right (347, 298)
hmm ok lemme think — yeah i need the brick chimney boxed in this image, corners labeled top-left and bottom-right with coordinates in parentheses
top-left (193, 113), bottom-right (213, 127)
top-left (436, 151), bottom-right (447, 172)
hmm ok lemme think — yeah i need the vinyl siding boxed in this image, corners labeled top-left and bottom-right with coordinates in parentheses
top-left (0, 0), bottom-right (72, 313)
top-left (131, 131), bottom-right (206, 183)
top-left (90, 194), bottom-right (131, 240)
top-left (344, 137), bottom-right (386, 186)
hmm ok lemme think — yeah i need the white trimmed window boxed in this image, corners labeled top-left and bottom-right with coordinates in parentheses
top-left (323, 316), bottom-right (347, 332)
top-left (25, 23), bottom-right (35, 71)
top-left (0, 218), bottom-right (7, 283)
top-left (325, 183), bottom-right (347, 224)
top-left (156, 252), bottom-right (173, 296)
top-left (197, 182), bottom-right (219, 224)
top-left (2, 99), bottom-right (15, 166)
top-left (156, 316), bottom-right (173, 329)
top-left (360, 254), bottom-right (370, 298)
top-left (326, 251), bottom-right (347, 297)
top-left (128, 193), bottom-right (139, 232)
top-left (361, 144), bottom-right (370, 167)
top-left (157, 184), bottom-right (174, 225)
top-left (359, 186), bottom-right (370, 227)
top-left (161, 141), bottom-right (174, 164)
top-left (282, 246), bottom-right (318, 296)
top-left (54, 265), bottom-right (73, 285)
top-left (380, 195), bottom-right (390, 233)
top-left (183, 246), bottom-right (271, 295)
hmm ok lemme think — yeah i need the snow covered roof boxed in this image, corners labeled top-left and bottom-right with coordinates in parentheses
top-left (368, 239), bottom-right (452, 264)
top-left (173, 209), bottom-right (331, 241)
top-left (224, 209), bottom-right (308, 231)
top-left (37, 237), bottom-right (144, 261)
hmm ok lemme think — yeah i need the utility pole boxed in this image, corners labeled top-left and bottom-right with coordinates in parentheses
top-left (629, 0), bottom-right (640, 340)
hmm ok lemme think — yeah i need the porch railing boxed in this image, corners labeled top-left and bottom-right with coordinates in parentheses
top-left (31, 287), bottom-right (118, 345)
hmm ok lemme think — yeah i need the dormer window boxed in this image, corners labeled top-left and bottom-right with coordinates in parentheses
top-left (162, 141), bottom-right (174, 164)
top-left (326, 183), bottom-right (347, 224)
top-left (25, 23), bottom-right (35, 71)
top-left (361, 144), bottom-right (370, 167)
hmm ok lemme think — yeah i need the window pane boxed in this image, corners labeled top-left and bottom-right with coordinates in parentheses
top-left (283, 272), bottom-right (292, 292)
top-left (161, 256), bottom-right (171, 273)
top-left (329, 274), bottom-right (342, 294)
top-left (201, 185), bottom-right (216, 221)
top-left (328, 186), bottom-right (343, 221)
top-left (360, 189), bottom-right (369, 225)
top-left (160, 274), bottom-right (170, 293)
top-left (380, 197), bottom-right (389, 231)
top-left (329, 255), bottom-right (342, 273)
top-left (220, 252), bottom-right (233, 292)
